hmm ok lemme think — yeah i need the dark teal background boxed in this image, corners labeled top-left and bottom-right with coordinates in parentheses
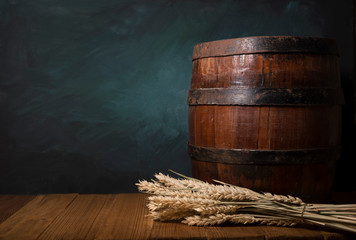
top-left (0, 0), bottom-right (354, 193)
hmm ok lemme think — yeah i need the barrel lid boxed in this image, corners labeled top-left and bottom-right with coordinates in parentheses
top-left (192, 36), bottom-right (339, 60)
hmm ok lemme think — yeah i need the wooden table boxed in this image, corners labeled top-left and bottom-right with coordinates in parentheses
top-left (0, 193), bottom-right (353, 240)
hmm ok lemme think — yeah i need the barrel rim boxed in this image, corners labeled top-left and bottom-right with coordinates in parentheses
top-left (192, 36), bottom-right (339, 60)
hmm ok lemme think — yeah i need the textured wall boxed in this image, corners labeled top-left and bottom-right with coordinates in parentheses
top-left (0, 0), bottom-right (354, 193)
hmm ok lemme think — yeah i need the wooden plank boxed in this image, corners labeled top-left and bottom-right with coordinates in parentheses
top-left (0, 195), bottom-right (36, 224)
top-left (204, 226), bottom-right (265, 240)
top-left (259, 226), bottom-right (325, 240)
top-left (0, 194), bottom-right (77, 240)
top-left (321, 231), bottom-right (352, 240)
top-left (85, 193), bottom-right (152, 240)
top-left (149, 221), bottom-right (206, 240)
top-left (0, 194), bottom-right (351, 240)
top-left (36, 194), bottom-right (114, 240)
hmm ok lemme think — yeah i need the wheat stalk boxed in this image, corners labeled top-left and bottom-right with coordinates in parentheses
top-left (149, 209), bottom-right (195, 221)
top-left (182, 213), bottom-right (300, 227)
top-left (136, 171), bottom-right (356, 234)
top-left (147, 195), bottom-right (221, 211)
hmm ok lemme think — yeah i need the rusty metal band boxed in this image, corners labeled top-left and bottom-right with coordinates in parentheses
top-left (187, 88), bottom-right (344, 106)
top-left (188, 144), bottom-right (341, 165)
top-left (192, 36), bottom-right (339, 60)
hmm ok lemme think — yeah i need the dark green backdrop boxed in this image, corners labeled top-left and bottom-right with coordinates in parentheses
top-left (1, 0), bottom-right (354, 193)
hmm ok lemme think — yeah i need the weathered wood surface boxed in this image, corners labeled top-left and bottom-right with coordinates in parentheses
top-left (0, 193), bottom-right (353, 240)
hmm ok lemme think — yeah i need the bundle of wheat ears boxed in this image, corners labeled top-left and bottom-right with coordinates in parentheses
top-left (136, 170), bottom-right (356, 234)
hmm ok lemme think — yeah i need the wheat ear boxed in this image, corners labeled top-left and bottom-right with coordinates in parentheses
top-left (137, 171), bottom-right (356, 234)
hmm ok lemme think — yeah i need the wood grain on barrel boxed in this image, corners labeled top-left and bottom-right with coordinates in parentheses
top-left (190, 54), bottom-right (340, 89)
top-left (188, 36), bottom-right (343, 201)
top-left (189, 106), bottom-right (341, 150)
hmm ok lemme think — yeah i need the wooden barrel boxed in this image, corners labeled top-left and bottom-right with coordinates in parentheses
top-left (187, 36), bottom-right (344, 202)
